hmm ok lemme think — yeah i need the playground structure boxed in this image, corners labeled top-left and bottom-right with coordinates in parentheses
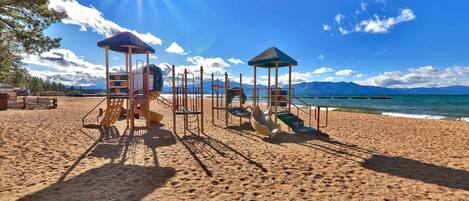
top-left (82, 32), bottom-right (325, 139)
top-left (82, 32), bottom-right (164, 132)
top-left (209, 47), bottom-right (328, 138)
top-left (247, 47), bottom-right (328, 137)
top-left (211, 72), bottom-right (252, 127)
top-left (171, 65), bottom-right (204, 137)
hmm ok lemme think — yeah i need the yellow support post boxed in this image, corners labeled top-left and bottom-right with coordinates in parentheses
top-left (128, 46), bottom-right (134, 132)
top-left (225, 72), bottom-right (229, 127)
top-left (105, 47), bottom-right (110, 126)
top-left (146, 51), bottom-right (150, 128)
top-left (211, 73), bottom-right (214, 125)
top-left (253, 65), bottom-right (257, 106)
top-left (125, 53), bottom-right (129, 129)
top-left (274, 62), bottom-right (279, 124)
top-left (268, 67), bottom-right (270, 108)
top-left (288, 64), bottom-right (292, 132)
top-left (200, 66), bottom-right (204, 133)
top-left (239, 73), bottom-right (242, 125)
top-left (172, 65), bottom-right (176, 133)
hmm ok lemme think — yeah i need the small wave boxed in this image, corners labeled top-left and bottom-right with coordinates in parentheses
top-left (458, 117), bottom-right (469, 122)
top-left (381, 112), bottom-right (446, 120)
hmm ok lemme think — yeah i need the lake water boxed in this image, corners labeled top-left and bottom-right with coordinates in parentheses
top-left (295, 95), bottom-right (469, 121)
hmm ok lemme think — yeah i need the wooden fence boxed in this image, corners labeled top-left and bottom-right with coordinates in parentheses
top-left (8, 97), bottom-right (57, 110)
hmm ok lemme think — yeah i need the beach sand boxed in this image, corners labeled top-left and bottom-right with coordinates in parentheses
top-left (0, 97), bottom-right (468, 200)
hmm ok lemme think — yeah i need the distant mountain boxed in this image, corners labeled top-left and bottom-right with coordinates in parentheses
top-left (293, 82), bottom-right (469, 95)
top-left (88, 80), bottom-right (469, 95)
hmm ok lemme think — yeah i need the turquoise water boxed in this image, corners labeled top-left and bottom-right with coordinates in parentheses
top-left (294, 95), bottom-right (469, 119)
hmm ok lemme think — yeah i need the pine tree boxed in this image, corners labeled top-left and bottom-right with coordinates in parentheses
top-left (0, 0), bottom-right (65, 86)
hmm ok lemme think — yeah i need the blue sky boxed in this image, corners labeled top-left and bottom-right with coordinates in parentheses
top-left (23, 0), bottom-right (469, 88)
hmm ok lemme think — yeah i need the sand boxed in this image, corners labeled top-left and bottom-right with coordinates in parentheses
top-left (0, 97), bottom-right (468, 200)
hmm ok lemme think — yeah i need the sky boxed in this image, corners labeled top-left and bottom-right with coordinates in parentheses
top-left (23, 0), bottom-right (469, 88)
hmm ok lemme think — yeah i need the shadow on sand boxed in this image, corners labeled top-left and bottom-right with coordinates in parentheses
top-left (19, 163), bottom-right (175, 201)
top-left (21, 124), bottom-right (178, 200)
top-left (362, 155), bottom-right (469, 191)
top-left (267, 131), bottom-right (469, 190)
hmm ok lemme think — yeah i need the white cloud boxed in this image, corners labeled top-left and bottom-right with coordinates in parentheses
top-left (356, 73), bottom-right (365, 78)
top-left (317, 54), bottom-right (324, 61)
top-left (48, 0), bottom-right (162, 45)
top-left (175, 56), bottom-right (230, 79)
top-left (313, 67), bottom-right (333, 74)
top-left (338, 27), bottom-right (349, 35)
top-left (243, 72), bottom-right (314, 86)
top-left (279, 72), bottom-right (313, 84)
top-left (150, 55), bottom-right (157, 59)
top-left (355, 9), bottom-right (416, 33)
top-left (228, 57), bottom-right (244, 65)
top-left (22, 49), bottom-right (105, 86)
top-left (356, 66), bottom-right (469, 88)
top-left (355, 2), bottom-right (367, 14)
top-left (335, 14), bottom-right (345, 24)
top-left (165, 42), bottom-right (186, 55)
top-left (322, 24), bottom-right (331, 31)
top-left (336, 69), bottom-right (355, 76)
top-left (324, 77), bottom-right (335, 82)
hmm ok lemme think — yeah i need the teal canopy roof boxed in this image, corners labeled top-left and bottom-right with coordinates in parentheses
top-left (97, 32), bottom-right (155, 54)
top-left (248, 47), bottom-right (297, 68)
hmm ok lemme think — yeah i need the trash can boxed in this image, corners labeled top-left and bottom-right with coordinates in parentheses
top-left (0, 93), bottom-right (7, 111)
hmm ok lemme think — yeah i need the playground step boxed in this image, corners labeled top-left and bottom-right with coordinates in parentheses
top-left (109, 86), bottom-right (128, 88)
top-left (274, 110), bottom-right (317, 132)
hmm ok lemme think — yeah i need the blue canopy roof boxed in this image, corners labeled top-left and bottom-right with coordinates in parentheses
top-left (97, 32), bottom-right (155, 54)
top-left (248, 47), bottom-right (297, 68)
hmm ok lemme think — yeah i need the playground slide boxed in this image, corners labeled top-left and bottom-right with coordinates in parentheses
top-left (137, 95), bottom-right (164, 124)
top-left (146, 110), bottom-right (164, 123)
top-left (251, 105), bottom-right (281, 138)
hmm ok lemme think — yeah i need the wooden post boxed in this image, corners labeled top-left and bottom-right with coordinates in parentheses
top-left (184, 69), bottom-right (188, 111)
top-left (239, 73), bottom-right (242, 125)
top-left (128, 46), bottom-right (134, 131)
top-left (253, 65), bottom-right (257, 106)
top-left (224, 72), bottom-right (229, 127)
top-left (211, 73), bottom-right (214, 125)
top-left (125, 53), bottom-right (129, 129)
top-left (172, 65), bottom-right (176, 133)
top-left (274, 62), bottom-right (279, 124)
top-left (200, 66), bottom-right (204, 133)
top-left (268, 67), bottom-right (271, 108)
top-left (146, 51), bottom-right (150, 128)
top-left (288, 64), bottom-right (292, 132)
top-left (105, 47), bottom-right (110, 120)
top-left (184, 69), bottom-right (188, 136)
top-left (216, 78), bottom-right (219, 119)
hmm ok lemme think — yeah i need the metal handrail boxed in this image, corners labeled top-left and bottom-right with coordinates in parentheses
top-left (82, 97), bottom-right (106, 127)
top-left (278, 98), bottom-right (311, 129)
top-left (315, 106), bottom-right (329, 129)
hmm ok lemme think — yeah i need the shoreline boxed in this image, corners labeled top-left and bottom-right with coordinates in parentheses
top-left (72, 94), bottom-right (469, 123)
top-left (162, 94), bottom-right (469, 123)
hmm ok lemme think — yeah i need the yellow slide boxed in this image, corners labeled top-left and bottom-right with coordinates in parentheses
top-left (251, 105), bottom-right (281, 138)
top-left (147, 110), bottom-right (164, 123)
top-left (135, 91), bottom-right (164, 124)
